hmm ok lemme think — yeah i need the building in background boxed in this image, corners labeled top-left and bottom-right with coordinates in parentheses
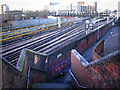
top-left (77, 2), bottom-right (97, 17)
top-left (1, 4), bottom-right (11, 27)
top-left (5, 10), bottom-right (23, 20)
top-left (118, 1), bottom-right (120, 19)
top-left (52, 1), bottom-right (98, 17)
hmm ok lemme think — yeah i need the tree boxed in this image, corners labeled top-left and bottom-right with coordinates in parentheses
top-left (24, 10), bottom-right (50, 19)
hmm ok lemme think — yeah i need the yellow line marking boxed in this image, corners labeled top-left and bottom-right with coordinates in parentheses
top-left (0, 25), bottom-right (58, 41)
top-left (1, 30), bottom-right (30, 36)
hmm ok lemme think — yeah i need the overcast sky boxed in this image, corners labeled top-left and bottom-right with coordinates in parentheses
top-left (0, 0), bottom-right (119, 13)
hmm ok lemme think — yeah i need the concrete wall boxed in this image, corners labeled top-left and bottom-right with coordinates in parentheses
top-left (92, 39), bottom-right (104, 61)
top-left (71, 49), bottom-right (120, 88)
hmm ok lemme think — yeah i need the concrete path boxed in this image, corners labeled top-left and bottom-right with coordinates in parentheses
top-left (82, 26), bottom-right (119, 62)
top-left (103, 27), bottom-right (119, 55)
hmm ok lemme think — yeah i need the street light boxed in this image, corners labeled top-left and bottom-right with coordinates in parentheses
top-left (97, 9), bottom-right (102, 40)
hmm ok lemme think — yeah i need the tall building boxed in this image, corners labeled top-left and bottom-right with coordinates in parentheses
top-left (70, 4), bottom-right (72, 11)
top-left (94, 2), bottom-right (97, 12)
top-left (82, 2), bottom-right (97, 12)
top-left (118, 1), bottom-right (120, 19)
top-left (77, 2), bottom-right (97, 17)
top-left (51, 1), bottom-right (97, 17)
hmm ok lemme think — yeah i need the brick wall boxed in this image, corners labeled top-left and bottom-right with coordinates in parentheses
top-left (48, 47), bottom-right (71, 79)
top-left (92, 39), bottom-right (104, 61)
top-left (2, 22), bottom-right (113, 88)
top-left (71, 50), bottom-right (89, 87)
top-left (2, 59), bottom-right (25, 88)
top-left (76, 22), bottom-right (112, 54)
top-left (71, 49), bottom-right (120, 88)
top-left (2, 49), bottom-right (48, 88)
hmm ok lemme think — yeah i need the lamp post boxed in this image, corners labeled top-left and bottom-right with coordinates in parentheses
top-left (97, 9), bottom-right (102, 40)
top-left (97, 13), bottom-right (99, 40)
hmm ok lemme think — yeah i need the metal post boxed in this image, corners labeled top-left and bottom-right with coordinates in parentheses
top-left (97, 13), bottom-right (99, 40)
top-left (1, 18), bottom-right (2, 32)
top-left (27, 67), bottom-right (31, 88)
top-left (86, 20), bottom-right (89, 34)
top-left (107, 16), bottom-right (109, 24)
top-left (97, 9), bottom-right (102, 40)
top-left (58, 17), bottom-right (61, 28)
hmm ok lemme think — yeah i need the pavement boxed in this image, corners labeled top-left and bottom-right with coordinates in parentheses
top-left (82, 26), bottom-right (119, 62)
top-left (102, 27), bottom-right (119, 56)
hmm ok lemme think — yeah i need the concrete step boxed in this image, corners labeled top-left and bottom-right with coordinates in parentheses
top-left (32, 83), bottom-right (72, 89)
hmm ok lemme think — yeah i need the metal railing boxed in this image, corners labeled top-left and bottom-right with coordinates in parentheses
top-left (27, 67), bottom-right (31, 88)
top-left (69, 70), bottom-right (88, 89)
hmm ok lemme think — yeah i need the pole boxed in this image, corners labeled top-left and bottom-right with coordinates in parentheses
top-left (27, 67), bottom-right (30, 88)
top-left (97, 13), bottom-right (99, 40)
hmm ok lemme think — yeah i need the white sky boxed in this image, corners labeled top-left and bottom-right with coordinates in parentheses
top-left (0, 0), bottom-right (119, 13)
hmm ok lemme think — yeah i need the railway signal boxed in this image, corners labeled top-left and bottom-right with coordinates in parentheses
top-left (85, 20), bottom-right (89, 34)
top-left (85, 20), bottom-right (93, 34)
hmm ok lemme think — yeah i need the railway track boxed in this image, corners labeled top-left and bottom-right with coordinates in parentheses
top-left (2, 22), bottom-right (85, 65)
top-left (1, 22), bottom-right (73, 47)
top-left (1, 20), bottom-right (107, 66)
top-left (2, 22), bottom-right (83, 53)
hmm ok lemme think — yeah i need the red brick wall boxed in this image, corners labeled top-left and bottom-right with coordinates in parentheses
top-left (92, 39), bottom-right (104, 61)
top-left (2, 60), bottom-right (26, 88)
top-left (71, 50), bottom-right (120, 88)
top-left (71, 51), bottom-right (89, 87)
top-left (2, 22), bottom-right (113, 88)
top-left (76, 22), bottom-right (112, 54)
top-left (48, 51), bottom-right (71, 78)
top-left (76, 39), bottom-right (88, 54)
top-left (2, 49), bottom-right (48, 88)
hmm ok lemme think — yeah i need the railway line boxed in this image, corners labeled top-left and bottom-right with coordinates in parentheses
top-left (1, 22), bottom-right (72, 46)
top-left (1, 19), bottom-right (107, 66)
top-left (2, 22), bottom-right (85, 65)
top-left (2, 22), bottom-right (83, 53)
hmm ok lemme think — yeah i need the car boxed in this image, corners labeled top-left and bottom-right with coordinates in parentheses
top-left (35, 17), bottom-right (39, 19)
top-left (30, 17), bottom-right (34, 20)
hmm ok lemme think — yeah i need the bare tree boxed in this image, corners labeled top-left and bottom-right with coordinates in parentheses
top-left (24, 10), bottom-right (50, 19)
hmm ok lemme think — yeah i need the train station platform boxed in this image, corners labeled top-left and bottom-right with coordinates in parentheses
top-left (82, 26), bottom-right (119, 62)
